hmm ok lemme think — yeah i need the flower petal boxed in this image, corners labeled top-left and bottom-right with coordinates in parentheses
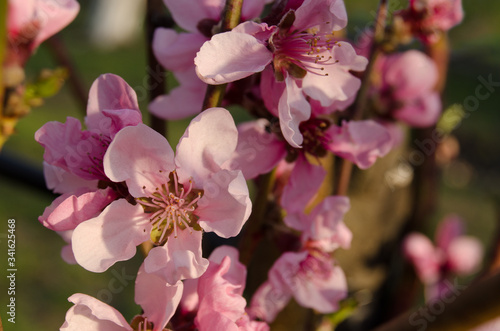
top-left (61, 293), bottom-right (132, 331)
top-left (163, 0), bottom-right (225, 32)
top-left (208, 245), bottom-right (246, 295)
top-left (85, 74), bottom-right (140, 133)
top-left (33, 0), bottom-right (80, 50)
top-left (153, 29), bottom-right (207, 71)
top-left (72, 200), bottom-right (151, 272)
top-left (281, 155), bottom-right (326, 215)
top-left (39, 187), bottom-right (117, 232)
top-left (328, 120), bottom-right (392, 169)
top-left (135, 264), bottom-right (184, 330)
top-left (195, 31), bottom-right (272, 84)
top-left (175, 107), bottom-right (238, 185)
top-left (225, 119), bottom-right (286, 179)
top-left (43, 162), bottom-right (98, 194)
top-left (279, 75), bottom-right (311, 148)
top-left (293, 0), bottom-right (348, 32)
top-left (104, 123), bottom-right (175, 198)
top-left (148, 69), bottom-right (207, 120)
top-left (249, 281), bottom-right (291, 323)
top-left (144, 229), bottom-right (209, 284)
top-left (196, 170), bottom-right (251, 238)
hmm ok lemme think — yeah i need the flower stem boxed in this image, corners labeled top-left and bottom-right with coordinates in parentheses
top-left (334, 0), bottom-right (388, 195)
top-left (372, 272), bottom-right (500, 331)
top-left (239, 169), bottom-right (276, 266)
top-left (146, 0), bottom-right (168, 137)
top-left (201, 0), bottom-right (243, 110)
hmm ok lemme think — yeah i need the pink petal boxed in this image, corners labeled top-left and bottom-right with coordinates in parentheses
top-left (249, 281), bottom-right (291, 323)
top-left (39, 187), bottom-right (117, 231)
top-left (7, 0), bottom-right (36, 37)
top-left (175, 107), bottom-right (238, 185)
top-left (303, 195), bottom-right (352, 251)
top-left (292, 259), bottom-right (347, 313)
top-left (393, 92), bottom-right (442, 127)
top-left (153, 29), bottom-right (207, 71)
top-left (241, 0), bottom-right (267, 21)
top-left (180, 278), bottom-right (200, 313)
top-left (144, 229), bottom-right (209, 284)
top-left (196, 170), bottom-right (252, 238)
top-left (435, 214), bottom-right (464, 250)
top-left (35, 117), bottom-right (87, 175)
top-left (293, 0), bottom-right (348, 32)
top-left (446, 237), bottom-right (483, 275)
top-left (328, 120), bottom-right (393, 169)
top-left (148, 69), bottom-right (207, 120)
top-left (302, 43), bottom-right (366, 108)
top-left (195, 256), bottom-right (248, 330)
top-left (32, 0), bottom-right (80, 50)
top-left (384, 50), bottom-right (438, 100)
top-left (85, 74), bottom-right (140, 132)
top-left (269, 252), bottom-right (347, 313)
top-left (208, 245), bottom-right (247, 296)
top-left (224, 119), bottom-right (286, 179)
top-left (279, 75), bottom-right (311, 148)
top-left (135, 264), bottom-right (184, 330)
top-left (403, 233), bottom-right (441, 284)
top-left (103, 123), bottom-right (175, 198)
top-left (101, 108), bottom-right (143, 139)
top-left (260, 66), bottom-right (284, 117)
top-left (163, 0), bottom-right (225, 32)
top-left (43, 162), bottom-right (98, 194)
top-left (72, 200), bottom-right (151, 272)
top-left (61, 293), bottom-right (132, 331)
top-left (281, 155), bottom-right (326, 215)
top-left (195, 31), bottom-right (272, 84)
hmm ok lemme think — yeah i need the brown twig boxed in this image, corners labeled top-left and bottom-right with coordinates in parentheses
top-left (201, 0), bottom-right (242, 110)
top-left (46, 36), bottom-right (88, 114)
top-left (333, 0), bottom-right (388, 196)
top-left (372, 272), bottom-right (500, 331)
top-left (145, 0), bottom-right (168, 137)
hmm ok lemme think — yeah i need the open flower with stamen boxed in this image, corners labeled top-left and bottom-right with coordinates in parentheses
top-left (195, 0), bottom-right (367, 147)
top-left (71, 107), bottom-right (252, 284)
top-left (61, 264), bottom-right (183, 331)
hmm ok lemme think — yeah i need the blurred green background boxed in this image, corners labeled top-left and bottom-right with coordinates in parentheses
top-left (1, 0), bottom-right (500, 330)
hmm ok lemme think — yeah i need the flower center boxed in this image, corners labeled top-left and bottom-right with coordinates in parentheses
top-left (269, 11), bottom-right (338, 81)
top-left (138, 171), bottom-right (203, 245)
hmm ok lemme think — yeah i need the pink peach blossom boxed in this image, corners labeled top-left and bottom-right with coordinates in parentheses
top-left (403, 214), bottom-right (483, 300)
top-left (373, 50), bottom-right (441, 127)
top-left (194, 246), bottom-right (269, 331)
top-left (149, 0), bottom-right (268, 120)
top-left (71, 108), bottom-right (251, 285)
top-left (6, 0), bottom-right (79, 66)
top-left (61, 265), bottom-right (183, 331)
top-left (195, 0), bottom-right (367, 147)
top-left (249, 250), bottom-right (347, 322)
top-left (284, 195), bottom-right (352, 252)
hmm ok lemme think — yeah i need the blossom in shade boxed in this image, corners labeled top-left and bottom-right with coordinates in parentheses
top-left (249, 250), bottom-right (347, 323)
top-left (396, 0), bottom-right (464, 43)
top-left (372, 50), bottom-right (441, 128)
top-left (195, 0), bottom-right (368, 147)
top-left (403, 214), bottom-right (483, 300)
top-left (149, 0), bottom-right (268, 120)
top-left (60, 264), bottom-right (183, 331)
top-left (284, 195), bottom-right (352, 252)
top-left (193, 246), bottom-right (269, 331)
top-left (71, 108), bottom-right (252, 285)
top-left (6, 0), bottom-right (80, 66)
top-left (36, 74), bottom-right (142, 261)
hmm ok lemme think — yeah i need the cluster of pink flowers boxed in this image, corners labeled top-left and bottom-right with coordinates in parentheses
top-left (404, 214), bottom-right (483, 301)
top-left (24, 0), bottom-right (490, 330)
